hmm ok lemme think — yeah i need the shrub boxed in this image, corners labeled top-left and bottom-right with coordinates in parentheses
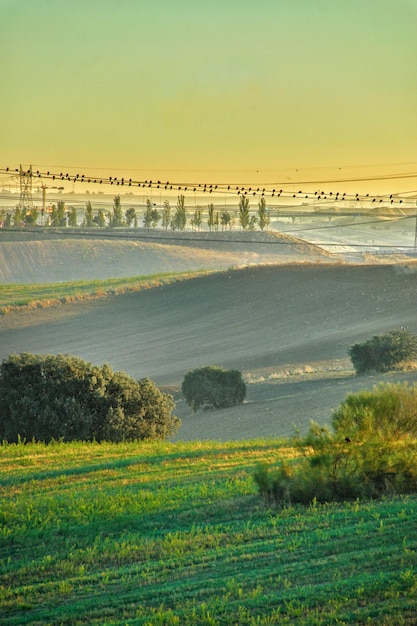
top-left (332, 382), bottom-right (417, 441)
top-left (0, 353), bottom-right (180, 443)
top-left (181, 366), bottom-right (246, 411)
top-left (254, 383), bottom-right (417, 507)
top-left (348, 328), bottom-right (417, 375)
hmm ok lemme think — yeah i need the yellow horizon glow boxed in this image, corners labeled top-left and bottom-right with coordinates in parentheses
top-left (0, 1), bottom-right (415, 197)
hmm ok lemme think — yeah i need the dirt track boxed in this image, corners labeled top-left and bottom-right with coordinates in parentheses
top-left (2, 258), bottom-right (417, 440)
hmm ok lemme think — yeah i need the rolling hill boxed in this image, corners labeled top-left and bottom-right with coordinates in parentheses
top-left (2, 230), bottom-right (417, 440)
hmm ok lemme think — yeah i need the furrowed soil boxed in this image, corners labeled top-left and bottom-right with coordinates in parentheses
top-left (2, 229), bottom-right (417, 440)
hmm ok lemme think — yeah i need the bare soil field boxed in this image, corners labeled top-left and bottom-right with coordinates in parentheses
top-left (0, 228), bottom-right (332, 283)
top-left (1, 229), bottom-right (417, 441)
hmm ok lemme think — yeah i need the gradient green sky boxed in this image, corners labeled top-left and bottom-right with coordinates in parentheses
top-left (1, 0), bottom-right (416, 192)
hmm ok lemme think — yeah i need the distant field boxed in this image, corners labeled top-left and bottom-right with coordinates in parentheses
top-left (1, 439), bottom-right (416, 625)
top-left (0, 270), bottom-right (214, 313)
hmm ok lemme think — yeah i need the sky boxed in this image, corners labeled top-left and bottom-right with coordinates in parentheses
top-left (0, 0), bottom-right (416, 195)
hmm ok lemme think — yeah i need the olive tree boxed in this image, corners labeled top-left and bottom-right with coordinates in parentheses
top-left (349, 329), bottom-right (417, 375)
top-left (181, 366), bottom-right (246, 412)
top-left (0, 353), bottom-right (180, 443)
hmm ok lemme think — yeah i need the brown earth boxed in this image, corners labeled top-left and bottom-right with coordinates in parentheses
top-left (2, 230), bottom-right (417, 441)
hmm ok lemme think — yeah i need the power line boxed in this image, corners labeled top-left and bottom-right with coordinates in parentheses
top-left (1, 165), bottom-right (416, 205)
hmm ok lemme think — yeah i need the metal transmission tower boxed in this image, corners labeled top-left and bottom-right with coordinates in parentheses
top-left (18, 164), bottom-right (33, 211)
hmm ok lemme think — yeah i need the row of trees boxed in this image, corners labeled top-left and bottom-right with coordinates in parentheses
top-left (0, 195), bottom-right (271, 231)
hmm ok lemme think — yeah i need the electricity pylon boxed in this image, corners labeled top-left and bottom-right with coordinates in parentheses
top-left (18, 164), bottom-right (33, 211)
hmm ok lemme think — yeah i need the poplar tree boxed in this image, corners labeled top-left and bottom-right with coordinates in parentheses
top-left (238, 195), bottom-right (250, 230)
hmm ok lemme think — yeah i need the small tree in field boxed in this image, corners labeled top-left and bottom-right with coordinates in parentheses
top-left (181, 366), bottom-right (246, 412)
top-left (349, 329), bottom-right (417, 375)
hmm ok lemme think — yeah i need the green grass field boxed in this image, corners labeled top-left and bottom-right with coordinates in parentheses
top-left (1, 439), bottom-right (416, 625)
top-left (0, 270), bottom-right (215, 313)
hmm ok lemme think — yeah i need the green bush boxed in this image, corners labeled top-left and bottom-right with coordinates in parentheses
top-left (348, 328), bottom-right (417, 375)
top-left (332, 382), bottom-right (417, 441)
top-left (254, 383), bottom-right (417, 507)
top-left (0, 353), bottom-right (180, 443)
top-left (181, 366), bottom-right (246, 411)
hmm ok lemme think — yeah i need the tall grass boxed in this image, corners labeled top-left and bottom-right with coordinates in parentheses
top-left (0, 270), bottom-right (216, 313)
top-left (1, 439), bottom-right (417, 624)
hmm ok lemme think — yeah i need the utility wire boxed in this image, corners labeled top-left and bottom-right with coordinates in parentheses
top-left (1, 166), bottom-right (416, 203)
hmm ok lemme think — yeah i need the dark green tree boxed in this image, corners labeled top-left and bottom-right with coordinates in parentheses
top-left (349, 329), bottom-right (417, 375)
top-left (181, 366), bottom-right (246, 412)
top-left (0, 353), bottom-right (180, 443)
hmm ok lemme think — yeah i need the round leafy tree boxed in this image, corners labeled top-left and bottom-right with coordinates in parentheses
top-left (349, 328), bottom-right (417, 375)
top-left (181, 366), bottom-right (246, 412)
top-left (0, 353), bottom-right (180, 443)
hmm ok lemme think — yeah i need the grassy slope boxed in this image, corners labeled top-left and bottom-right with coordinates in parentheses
top-left (1, 440), bottom-right (417, 625)
top-left (0, 270), bottom-right (215, 313)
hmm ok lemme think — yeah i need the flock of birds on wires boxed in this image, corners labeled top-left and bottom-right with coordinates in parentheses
top-left (0, 166), bottom-right (416, 208)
